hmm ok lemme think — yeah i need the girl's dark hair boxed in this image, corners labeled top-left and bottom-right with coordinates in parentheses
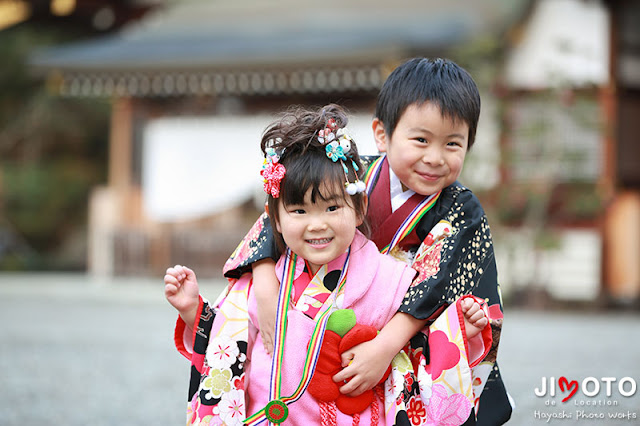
top-left (375, 57), bottom-right (481, 148)
top-left (262, 104), bottom-right (369, 255)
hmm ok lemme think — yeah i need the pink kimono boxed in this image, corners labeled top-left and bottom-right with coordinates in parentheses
top-left (174, 231), bottom-right (492, 425)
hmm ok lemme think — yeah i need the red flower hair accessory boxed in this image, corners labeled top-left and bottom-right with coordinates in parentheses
top-left (261, 147), bottom-right (286, 198)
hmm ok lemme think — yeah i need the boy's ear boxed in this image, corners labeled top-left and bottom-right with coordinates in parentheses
top-left (372, 118), bottom-right (388, 153)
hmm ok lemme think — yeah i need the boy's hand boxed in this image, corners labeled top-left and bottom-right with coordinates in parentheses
top-left (255, 289), bottom-right (277, 355)
top-left (460, 297), bottom-right (488, 339)
top-left (164, 264), bottom-right (200, 326)
top-left (332, 339), bottom-right (394, 397)
top-left (252, 259), bottom-right (279, 355)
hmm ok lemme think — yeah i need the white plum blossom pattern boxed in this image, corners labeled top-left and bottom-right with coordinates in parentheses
top-left (385, 372), bottom-right (401, 410)
top-left (418, 366), bottom-right (433, 406)
top-left (214, 389), bottom-right (245, 425)
top-left (207, 335), bottom-right (240, 369)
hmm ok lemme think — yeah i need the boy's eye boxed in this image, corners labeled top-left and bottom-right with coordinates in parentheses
top-left (447, 141), bottom-right (462, 147)
top-left (415, 137), bottom-right (427, 144)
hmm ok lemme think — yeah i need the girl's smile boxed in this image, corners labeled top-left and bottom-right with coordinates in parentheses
top-left (276, 184), bottom-right (361, 276)
top-left (305, 237), bottom-right (333, 247)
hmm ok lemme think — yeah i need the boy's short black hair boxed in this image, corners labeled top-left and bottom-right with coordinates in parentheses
top-left (375, 57), bottom-right (481, 148)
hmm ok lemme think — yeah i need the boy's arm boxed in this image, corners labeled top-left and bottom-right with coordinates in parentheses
top-left (223, 212), bottom-right (279, 279)
top-left (334, 299), bottom-right (489, 396)
top-left (221, 211), bottom-right (281, 354)
top-left (251, 258), bottom-right (280, 355)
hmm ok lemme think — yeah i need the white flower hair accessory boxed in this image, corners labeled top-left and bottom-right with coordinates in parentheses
top-left (317, 119), bottom-right (366, 195)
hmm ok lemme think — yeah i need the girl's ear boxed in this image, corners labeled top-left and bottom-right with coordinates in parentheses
top-left (273, 207), bottom-right (282, 234)
top-left (372, 118), bottom-right (388, 153)
top-left (266, 201), bottom-right (282, 233)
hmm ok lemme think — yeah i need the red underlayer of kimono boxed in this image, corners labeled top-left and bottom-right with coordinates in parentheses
top-left (175, 232), bottom-right (493, 426)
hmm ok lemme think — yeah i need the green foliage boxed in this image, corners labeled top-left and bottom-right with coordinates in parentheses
top-left (0, 24), bottom-right (110, 270)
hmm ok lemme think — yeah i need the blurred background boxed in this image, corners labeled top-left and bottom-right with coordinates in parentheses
top-left (1, 0), bottom-right (639, 425)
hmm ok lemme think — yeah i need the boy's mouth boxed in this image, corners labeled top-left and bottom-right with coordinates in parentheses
top-left (306, 237), bottom-right (333, 245)
top-left (417, 171), bottom-right (441, 181)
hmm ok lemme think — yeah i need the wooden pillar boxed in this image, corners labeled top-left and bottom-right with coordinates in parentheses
top-left (109, 97), bottom-right (133, 191)
top-left (108, 96), bottom-right (142, 224)
top-left (603, 191), bottom-right (640, 302)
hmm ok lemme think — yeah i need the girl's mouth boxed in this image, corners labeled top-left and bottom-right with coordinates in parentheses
top-left (306, 238), bottom-right (333, 246)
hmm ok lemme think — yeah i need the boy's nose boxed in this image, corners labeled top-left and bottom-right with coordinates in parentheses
top-left (422, 147), bottom-right (444, 166)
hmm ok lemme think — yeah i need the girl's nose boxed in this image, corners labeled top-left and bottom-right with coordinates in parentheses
top-left (307, 217), bottom-right (328, 231)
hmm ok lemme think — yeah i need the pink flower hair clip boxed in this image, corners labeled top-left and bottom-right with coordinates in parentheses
top-left (261, 146), bottom-right (286, 198)
top-left (317, 118), bottom-right (339, 145)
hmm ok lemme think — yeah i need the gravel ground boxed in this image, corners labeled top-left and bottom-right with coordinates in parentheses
top-left (1, 273), bottom-right (639, 425)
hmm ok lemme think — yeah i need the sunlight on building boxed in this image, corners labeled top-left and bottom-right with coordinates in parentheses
top-left (51, 0), bottom-right (76, 16)
top-left (0, 0), bottom-right (30, 30)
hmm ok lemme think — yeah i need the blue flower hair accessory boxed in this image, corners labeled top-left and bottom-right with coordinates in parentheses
top-left (325, 142), bottom-right (346, 162)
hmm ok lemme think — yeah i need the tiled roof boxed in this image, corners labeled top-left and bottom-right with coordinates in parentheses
top-left (31, 0), bottom-right (530, 96)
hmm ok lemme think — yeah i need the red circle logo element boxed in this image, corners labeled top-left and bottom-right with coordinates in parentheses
top-left (265, 400), bottom-right (288, 424)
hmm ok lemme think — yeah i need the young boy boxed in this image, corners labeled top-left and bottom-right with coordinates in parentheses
top-left (224, 58), bottom-right (511, 424)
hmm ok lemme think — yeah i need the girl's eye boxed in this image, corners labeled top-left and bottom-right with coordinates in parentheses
top-left (327, 205), bottom-right (340, 212)
top-left (293, 209), bottom-right (306, 214)
top-left (415, 137), bottom-right (427, 144)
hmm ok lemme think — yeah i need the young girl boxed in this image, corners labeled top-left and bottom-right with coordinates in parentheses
top-left (165, 104), bottom-right (490, 425)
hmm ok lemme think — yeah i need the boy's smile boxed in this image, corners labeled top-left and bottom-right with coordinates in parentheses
top-left (373, 102), bottom-right (469, 196)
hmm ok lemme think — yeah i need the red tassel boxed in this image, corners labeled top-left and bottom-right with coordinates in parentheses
top-left (352, 413), bottom-right (360, 426)
top-left (370, 387), bottom-right (379, 426)
top-left (319, 401), bottom-right (338, 426)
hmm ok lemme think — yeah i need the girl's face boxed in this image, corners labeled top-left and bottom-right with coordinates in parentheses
top-left (275, 183), bottom-right (362, 276)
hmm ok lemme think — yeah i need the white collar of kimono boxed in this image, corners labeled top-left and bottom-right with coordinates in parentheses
top-left (389, 161), bottom-right (415, 212)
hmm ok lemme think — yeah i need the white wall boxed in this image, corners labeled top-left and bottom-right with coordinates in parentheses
top-left (496, 228), bottom-right (601, 301)
top-left (141, 113), bottom-right (379, 222)
top-left (505, 0), bottom-right (609, 89)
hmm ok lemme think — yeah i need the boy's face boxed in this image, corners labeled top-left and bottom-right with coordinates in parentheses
top-left (373, 102), bottom-right (468, 196)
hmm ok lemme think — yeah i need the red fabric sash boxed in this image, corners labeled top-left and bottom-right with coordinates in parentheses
top-left (368, 158), bottom-right (422, 251)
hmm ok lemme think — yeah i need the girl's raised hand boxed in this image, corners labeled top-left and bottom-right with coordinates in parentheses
top-left (164, 264), bottom-right (200, 325)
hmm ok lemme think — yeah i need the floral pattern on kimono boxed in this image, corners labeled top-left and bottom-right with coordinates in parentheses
top-left (177, 233), bottom-right (419, 425)
top-left (384, 295), bottom-right (492, 425)
top-left (174, 275), bottom-right (251, 426)
top-left (177, 239), bottom-right (493, 425)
